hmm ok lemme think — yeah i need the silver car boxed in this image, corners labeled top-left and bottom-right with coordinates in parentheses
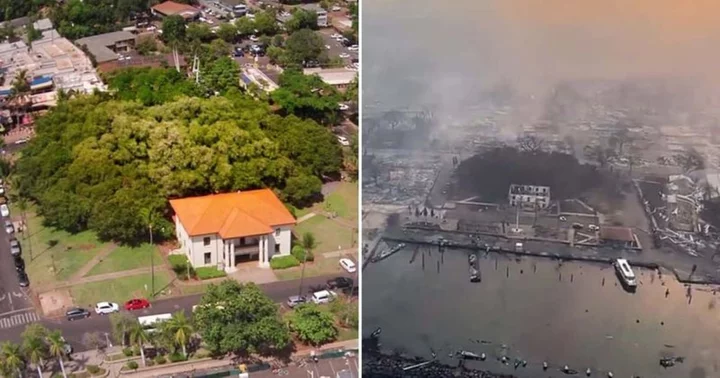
top-left (4, 219), bottom-right (13, 235)
top-left (286, 295), bottom-right (307, 308)
top-left (9, 239), bottom-right (20, 256)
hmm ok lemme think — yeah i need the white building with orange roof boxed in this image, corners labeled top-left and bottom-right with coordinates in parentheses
top-left (169, 189), bottom-right (296, 272)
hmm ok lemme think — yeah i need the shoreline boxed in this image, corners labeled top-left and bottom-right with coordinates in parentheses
top-left (362, 341), bottom-right (518, 378)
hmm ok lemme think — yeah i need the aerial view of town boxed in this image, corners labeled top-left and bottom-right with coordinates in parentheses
top-left (362, 1), bottom-right (720, 378)
top-left (0, 0), bottom-right (358, 377)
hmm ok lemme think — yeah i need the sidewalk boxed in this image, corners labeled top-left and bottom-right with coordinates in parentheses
top-left (58, 340), bottom-right (359, 378)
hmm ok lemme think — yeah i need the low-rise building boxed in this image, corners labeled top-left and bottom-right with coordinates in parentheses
top-left (508, 184), bottom-right (551, 209)
top-left (303, 68), bottom-right (356, 91)
top-left (151, 1), bottom-right (201, 20)
top-left (299, 3), bottom-right (328, 28)
top-left (170, 189), bottom-right (296, 272)
top-left (599, 227), bottom-right (639, 249)
top-left (240, 66), bottom-right (279, 93)
top-left (76, 31), bottom-right (137, 64)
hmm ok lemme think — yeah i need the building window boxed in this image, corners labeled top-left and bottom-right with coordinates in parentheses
top-left (240, 237), bottom-right (246, 245)
top-left (275, 228), bottom-right (281, 236)
top-left (275, 243), bottom-right (280, 253)
top-left (203, 237), bottom-right (211, 246)
top-left (204, 252), bottom-right (211, 265)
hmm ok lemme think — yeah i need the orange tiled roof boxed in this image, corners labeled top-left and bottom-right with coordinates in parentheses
top-left (169, 189), bottom-right (296, 239)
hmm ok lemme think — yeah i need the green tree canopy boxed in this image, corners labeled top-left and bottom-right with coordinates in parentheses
top-left (286, 9), bottom-right (318, 33)
top-left (288, 303), bottom-right (338, 346)
top-left (193, 281), bottom-right (291, 355)
top-left (253, 10), bottom-right (278, 36)
top-left (284, 29), bottom-right (326, 67)
top-left (15, 88), bottom-right (341, 244)
top-left (271, 69), bottom-right (342, 126)
top-left (161, 15), bottom-right (186, 46)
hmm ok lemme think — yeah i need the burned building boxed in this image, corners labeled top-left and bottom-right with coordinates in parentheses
top-left (599, 227), bottom-right (640, 249)
top-left (508, 184), bottom-right (551, 209)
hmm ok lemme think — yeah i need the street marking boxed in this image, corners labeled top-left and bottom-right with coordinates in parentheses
top-left (0, 294), bottom-right (5, 302)
top-left (0, 311), bottom-right (39, 329)
top-left (8, 292), bottom-right (12, 310)
top-left (11, 292), bottom-right (23, 298)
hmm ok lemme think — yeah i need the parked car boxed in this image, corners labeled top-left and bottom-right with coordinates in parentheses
top-left (249, 34), bottom-right (259, 42)
top-left (233, 47), bottom-right (245, 57)
top-left (338, 103), bottom-right (350, 111)
top-left (13, 255), bottom-right (24, 272)
top-left (4, 219), bottom-right (13, 235)
top-left (337, 135), bottom-right (350, 146)
top-left (124, 298), bottom-right (150, 311)
top-left (17, 271), bottom-right (29, 287)
top-left (95, 302), bottom-right (120, 315)
top-left (65, 308), bottom-right (91, 321)
top-left (0, 204), bottom-right (9, 217)
top-left (311, 290), bottom-right (336, 304)
top-left (61, 337), bottom-right (73, 355)
top-left (326, 277), bottom-right (353, 290)
top-left (339, 53), bottom-right (350, 59)
top-left (339, 258), bottom-right (356, 273)
top-left (331, 5), bottom-right (341, 11)
top-left (9, 238), bottom-right (21, 256)
top-left (286, 295), bottom-right (307, 308)
top-left (347, 45), bottom-right (359, 51)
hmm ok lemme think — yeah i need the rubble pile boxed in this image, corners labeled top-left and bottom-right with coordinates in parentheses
top-left (363, 152), bottom-right (443, 205)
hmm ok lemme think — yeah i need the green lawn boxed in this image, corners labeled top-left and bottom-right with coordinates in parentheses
top-left (274, 255), bottom-right (346, 281)
top-left (338, 327), bottom-right (359, 342)
top-left (70, 271), bottom-right (173, 306)
top-left (323, 182), bottom-right (358, 222)
top-left (86, 243), bottom-right (164, 276)
top-left (13, 205), bottom-right (106, 286)
top-left (294, 216), bottom-right (355, 253)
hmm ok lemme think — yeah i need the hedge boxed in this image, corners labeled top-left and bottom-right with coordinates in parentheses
top-left (270, 255), bottom-right (300, 269)
top-left (126, 361), bottom-right (138, 370)
top-left (169, 254), bottom-right (196, 280)
top-left (291, 245), bottom-right (314, 262)
top-left (195, 266), bottom-right (227, 280)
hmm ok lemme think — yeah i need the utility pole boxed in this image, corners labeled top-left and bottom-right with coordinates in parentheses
top-left (297, 250), bottom-right (308, 298)
top-left (192, 55), bottom-right (200, 84)
top-left (149, 221), bottom-right (155, 298)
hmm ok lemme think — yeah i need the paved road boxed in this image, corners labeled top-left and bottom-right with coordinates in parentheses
top-left (0, 273), bottom-right (355, 351)
top-left (0, 208), bottom-right (32, 316)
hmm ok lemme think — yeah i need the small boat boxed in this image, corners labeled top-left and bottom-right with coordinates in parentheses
top-left (469, 267), bottom-right (480, 282)
top-left (659, 357), bottom-right (675, 368)
top-left (372, 243), bottom-right (406, 262)
top-left (469, 254), bottom-right (477, 265)
top-left (370, 327), bottom-right (382, 339)
top-left (613, 259), bottom-right (637, 289)
top-left (457, 350), bottom-right (481, 360)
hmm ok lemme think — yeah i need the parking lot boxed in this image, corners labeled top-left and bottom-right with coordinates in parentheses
top-left (0, 207), bottom-right (33, 317)
top-left (318, 29), bottom-right (358, 65)
top-left (254, 355), bottom-right (359, 378)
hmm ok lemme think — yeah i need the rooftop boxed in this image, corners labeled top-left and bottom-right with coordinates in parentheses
top-left (0, 28), bottom-right (105, 96)
top-left (240, 66), bottom-right (279, 92)
top-left (600, 227), bottom-right (635, 242)
top-left (303, 68), bottom-right (357, 86)
top-left (169, 189), bottom-right (295, 239)
top-left (76, 31), bottom-right (136, 63)
top-left (152, 1), bottom-right (201, 19)
top-left (33, 18), bottom-right (53, 32)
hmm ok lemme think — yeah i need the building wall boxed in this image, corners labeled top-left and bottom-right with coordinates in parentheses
top-left (268, 225), bottom-right (293, 259)
top-left (190, 234), bottom-right (224, 267)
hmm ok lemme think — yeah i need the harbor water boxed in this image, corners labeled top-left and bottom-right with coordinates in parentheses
top-left (362, 245), bottom-right (720, 378)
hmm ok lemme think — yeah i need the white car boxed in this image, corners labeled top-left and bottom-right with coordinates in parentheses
top-left (337, 136), bottom-right (350, 146)
top-left (339, 258), bottom-right (356, 273)
top-left (339, 53), bottom-right (350, 59)
top-left (330, 33), bottom-right (342, 39)
top-left (0, 204), bottom-right (9, 217)
top-left (325, 44), bottom-right (331, 50)
top-left (347, 45), bottom-right (359, 51)
top-left (14, 138), bottom-right (29, 145)
top-left (94, 302), bottom-right (119, 315)
top-left (331, 6), bottom-right (341, 11)
top-left (338, 103), bottom-right (350, 111)
top-left (249, 34), bottom-right (259, 42)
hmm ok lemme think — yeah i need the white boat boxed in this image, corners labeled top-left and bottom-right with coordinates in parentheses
top-left (613, 259), bottom-right (637, 288)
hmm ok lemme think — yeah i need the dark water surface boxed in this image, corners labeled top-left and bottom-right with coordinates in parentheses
top-left (363, 246), bottom-right (720, 378)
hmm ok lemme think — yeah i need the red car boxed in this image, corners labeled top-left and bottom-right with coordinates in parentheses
top-left (124, 299), bottom-right (150, 311)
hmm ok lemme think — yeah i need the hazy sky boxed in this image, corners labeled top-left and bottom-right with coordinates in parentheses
top-left (363, 0), bottom-right (720, 110)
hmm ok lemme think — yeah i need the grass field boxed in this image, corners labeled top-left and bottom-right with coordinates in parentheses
top-left (86, 243), bottom-right (164, 276)
top-left (70, 271), bottom-right (173, 306)
top-left (15, 206), bottom-right (106, 286)
top-left (274, 254), bottom-right (346, 281)
top-left (323, 182), bottom-right (358, 222)
top-left (294, 216), bottom-right (354, 253)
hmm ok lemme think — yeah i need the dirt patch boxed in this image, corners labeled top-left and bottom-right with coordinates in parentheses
top-left (75, 244), bottom-right (97, 251)
top-left (38, 289), bottom-right (74, 316)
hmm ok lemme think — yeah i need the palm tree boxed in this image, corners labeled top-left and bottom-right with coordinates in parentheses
top-left (1, 341), bottom-right (25, 377)
top-left (46, 331), bottom-right (68, 378)
top-left (165, 312), bottom-right (193, 357)
top-left (9, 69), bottom-right (31, 127)
top-left (297, 232), bottom-right (317, 297)
top-left (138, 208), bottom-right (159, 298)
top-left (22, 335), bottom-right (46, 378)
top-left (127, 322), bottom-right (150, 366)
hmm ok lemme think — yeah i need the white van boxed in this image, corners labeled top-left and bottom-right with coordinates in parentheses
top-left (311, 290), bottom-right (336, 304)
top-left (138, 313), bottom-right (172, 333)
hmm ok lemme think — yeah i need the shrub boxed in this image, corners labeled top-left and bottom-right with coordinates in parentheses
top-left (126, 361), bottom-right (139, 370)
top-left (291, 245), bottom-right (314, 262)
top-left (132, 346), bottom-right (140, 356)
top-left (86, 365), bottom-right (100, 375)
top-left (195, 266), bottom-right (227, 280)
top-left (145, 360), bottom-right (155, 367)
top-left (122, 347), bottom-right (133, 357)
top-left (194, 350), bottom-right (210, 359)
top-left (168, 352), bottom-right (187, 363)
top-left (169, 255), bottom-right (195, 280)
top-left (154, 355), bottom-right (167, 365)
top-left (269, 255), bottom-right (300, 269)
